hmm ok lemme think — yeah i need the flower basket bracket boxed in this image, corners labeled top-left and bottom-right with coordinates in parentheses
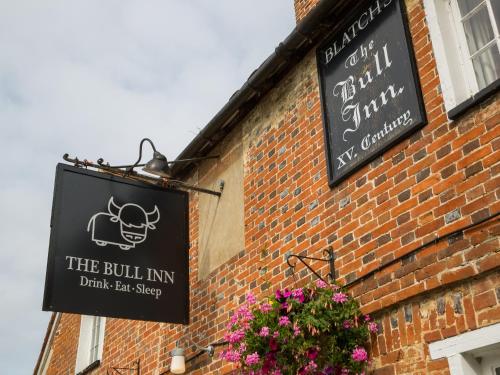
top-left (285, 247), bottom-right (335, 284)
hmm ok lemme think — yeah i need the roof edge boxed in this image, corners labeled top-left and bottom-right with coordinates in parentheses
top-left (171, 0), bottom-right (359, 177)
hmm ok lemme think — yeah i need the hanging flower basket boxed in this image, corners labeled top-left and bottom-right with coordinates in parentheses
top-left (221, 280), bottom-right (378, 374)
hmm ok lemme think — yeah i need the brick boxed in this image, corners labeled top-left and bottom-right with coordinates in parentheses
top-left (441, 266), bottom-right (476, 285)
top-left (478, 252), bottom-right (500, 273)
top-left (373, 366), bottom-right (395, 375)
top-left (477, 306), bottom-right (500, 325)
top-left (445, 209), bottom-right (461, 224)
top-left (440, 164), bottom-right (456, 179)
top-left (423, 330), bottom-right (442, 343)
top-left (465, 161), bottom-right (483, 178)
top-left (473, 291), bottom-right (497, 310)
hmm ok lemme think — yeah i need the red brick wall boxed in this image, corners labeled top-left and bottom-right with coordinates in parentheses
top-left (294, 0), bottom-right (320, 23)
top-left (40, 0), bottom-right (499, 373)
top-left (44, 314), bottom-right (79, 375)
top-left (370, 272), bottom-right (500, 375)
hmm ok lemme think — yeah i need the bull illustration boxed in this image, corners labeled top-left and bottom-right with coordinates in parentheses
top-left (87, 197), bottom-right (160, 250)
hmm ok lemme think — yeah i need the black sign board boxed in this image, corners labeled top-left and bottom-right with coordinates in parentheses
top-left (317, 0), bottom-right (426, 186)
top-left (43, 164), bottom-right (189, 324)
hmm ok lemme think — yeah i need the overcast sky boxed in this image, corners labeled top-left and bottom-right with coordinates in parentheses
top-left (0, 1), bottom-right (294, 373)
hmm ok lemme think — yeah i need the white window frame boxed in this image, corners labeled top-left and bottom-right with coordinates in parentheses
top-left (424, 0), bottom-right (500, 113)
top-left (450, 0), bottom-right (500, 91)
top-left (75, 315), bottom-right (106, 374)
top-left (429, 323), bottom-right (500, 375)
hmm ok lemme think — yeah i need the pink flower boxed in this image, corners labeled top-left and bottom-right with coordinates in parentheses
top-left (332, 292), bottom-right (348, 303)
top-left (364, 314), bottom-right (371, 322)
top-left (260, 303), bottom-right (272, 313)
top-left (305, 360), bottom-right (318, 371)
top-left (259, 326), bottom-right (270, 337)
top-left (245, 352), bottom-right (260, 366)
top-left (351, 347), bottom-right (368, 362)
top-left (293, 324), bottom-right (301, 336)
top-left (237, 306), bottom-right (254, 321)
top-left (221, 349), bottom-right (240, 362)
top-left (229, 314), bottom-right (238, 325)
top-left (272, 370), bottom-right (282, 375)
top-left (246, 292), bottom-right (257, 304)
top-left (292, 288), bottom-right (305, 303)
top-left (316, 279), bottom-right (328, 288)
top-left (343, 320), bottom-right (352, 329)
top-left (226, 329), bottom-right (245, 343)
top-left (278, 316), bottom-right (291, 326)
top-left (368, 321), bottom-right (378, 333)
top-left (275, 289), bottom-right (291, 300)
top-left (272, 331), bottom-right (279, 338)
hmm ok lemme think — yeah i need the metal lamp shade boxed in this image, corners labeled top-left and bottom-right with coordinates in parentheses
top-left (143, 151), bottom-right (171, 178)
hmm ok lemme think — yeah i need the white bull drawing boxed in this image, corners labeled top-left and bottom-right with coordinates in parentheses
top-left (87, 197), bottom-right (160, 250)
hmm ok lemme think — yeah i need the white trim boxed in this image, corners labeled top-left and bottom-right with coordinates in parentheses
top-left (429, 323), bottom-right (500, 359)
top-left (424, 0), bottom-right (467, 109)
top-left (36, 313), bottom-right (61, 375)
top-left (448, 353), bottom-right (483, 375)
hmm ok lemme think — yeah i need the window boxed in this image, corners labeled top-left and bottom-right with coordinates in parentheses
top-left (429, 322), bottom-right (500, 375)
top-left (75, 316), bottom-right (105, 374)
top-left (451, 0), bottom-right (499, 91)
top-left (424, 0), bottom-right (499, 117)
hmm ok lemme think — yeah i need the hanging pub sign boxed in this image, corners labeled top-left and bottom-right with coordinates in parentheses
top-left (317, 0), bottom-right (426, 186)
top-left (42, 164), bottom-right (189, 324)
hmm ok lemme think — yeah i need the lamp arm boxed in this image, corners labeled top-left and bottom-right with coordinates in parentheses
top-left (128, 138), bottom-right (157, 173)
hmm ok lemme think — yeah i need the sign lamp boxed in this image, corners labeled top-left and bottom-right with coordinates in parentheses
top-left (170, 345), bottom-right (215, 374)
top-left (100, 138), bottom-right (211, 178)
top-left (63, 138), bottom-right (223, 196)
top-left (170, 348), bottom-right (186, 374)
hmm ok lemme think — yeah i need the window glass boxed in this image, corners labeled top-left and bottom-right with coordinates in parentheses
top-left (472, 44), bottom-right (500, 89)
top-left (458, 0), bottom-right (483, 16)
top-left (462, 5), bottom-right (495, 54)
top-left (89, 317), bottom-right (101, 363)
top-left (492, 0), bottom-right (500, 29)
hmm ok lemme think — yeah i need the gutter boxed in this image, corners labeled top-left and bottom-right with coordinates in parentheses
top-left (172, 0), bottom-right (369, 178)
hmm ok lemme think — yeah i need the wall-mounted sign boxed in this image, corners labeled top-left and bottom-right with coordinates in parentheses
top-left (317, 0), bottom-right (426, 186)
top-left (42, 164), bottom-right (189, 324)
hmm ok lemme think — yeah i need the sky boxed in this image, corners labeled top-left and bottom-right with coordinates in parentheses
top-left (0, 1), bottom-right (295, 373)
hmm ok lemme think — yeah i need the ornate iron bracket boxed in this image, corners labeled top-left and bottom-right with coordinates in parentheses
top-left (286, 247), bottom-right (335, 284)
top-left (63, 154), bottom-right (224, 197)
top-left (107, 359), bottom-right (140, 375)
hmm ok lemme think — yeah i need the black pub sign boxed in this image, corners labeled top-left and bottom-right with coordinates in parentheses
top-left (317, 0), bottom-right (426, 186)
top-left (42, 164), bottom-right (189, 324)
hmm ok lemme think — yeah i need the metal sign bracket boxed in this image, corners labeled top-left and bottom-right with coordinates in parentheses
top-left (63, 154), bottom-right (223, 197)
